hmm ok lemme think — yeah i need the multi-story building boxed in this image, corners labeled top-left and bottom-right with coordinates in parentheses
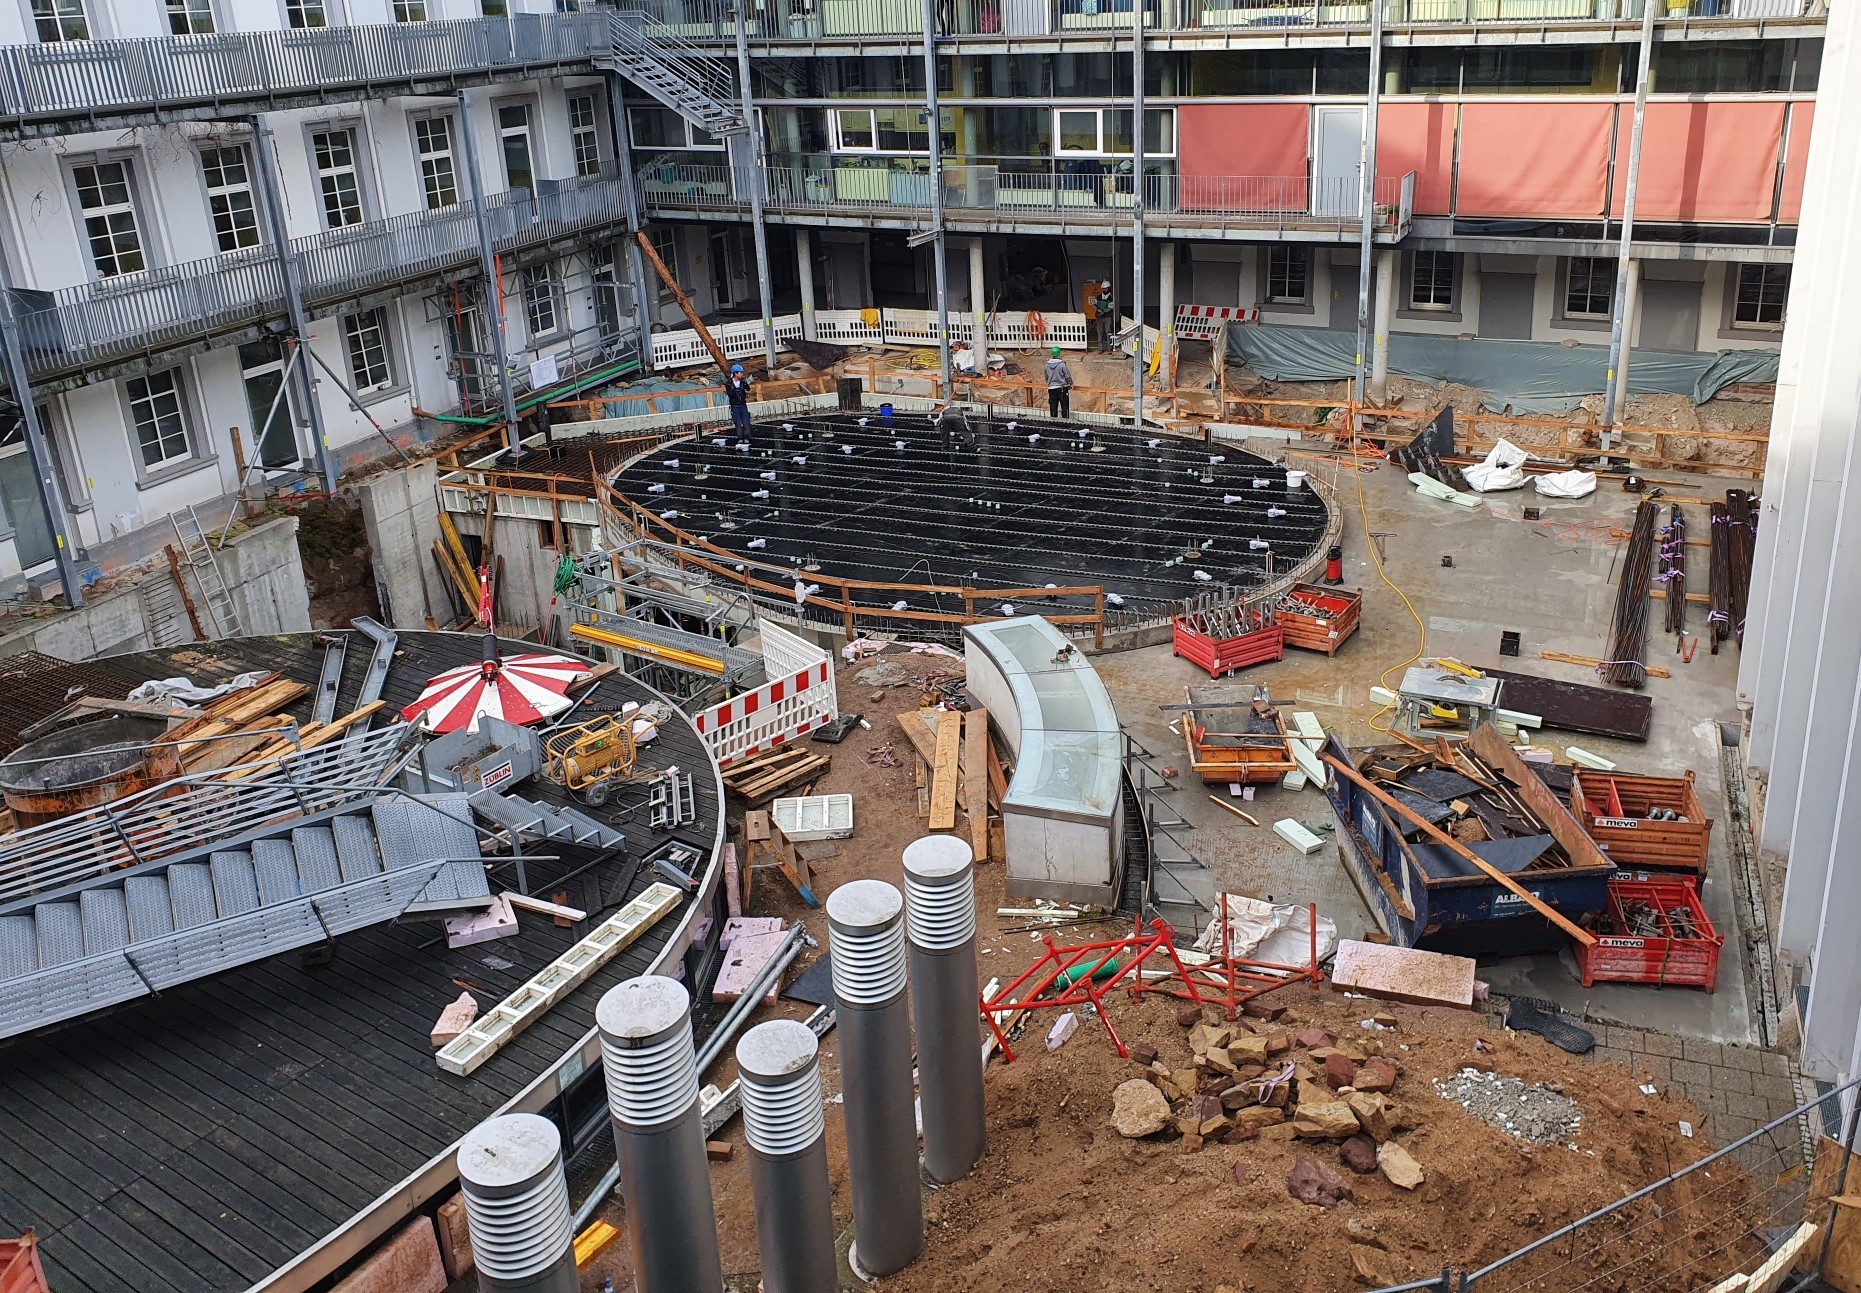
top-left (0, 0), bottom-right (1823, 603)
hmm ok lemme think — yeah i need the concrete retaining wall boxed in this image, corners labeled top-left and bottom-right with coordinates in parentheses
top-left (353, 462), bottom-right (450, 631)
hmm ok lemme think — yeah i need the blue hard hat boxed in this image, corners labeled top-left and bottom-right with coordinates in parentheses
top-left (731, 364), bottom-right (743, 374)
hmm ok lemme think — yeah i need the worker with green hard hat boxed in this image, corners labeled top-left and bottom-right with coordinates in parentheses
top-left (1044, 346), bottom-right (1073, 420)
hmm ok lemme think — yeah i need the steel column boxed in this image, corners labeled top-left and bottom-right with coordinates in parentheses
top-left (456, 91), bottom-right (525, 462)
top-left (903, 835), bottom-right (984, 1183)
top-left (1602, 0), bottom-right (1658, 434)
top-left (827, 879), bottom-right (923, 1277)
top-left (1351, 0), bottom-right (1383, 411)
top-left (607, 73), bottom-right (654, 350)
top-left (1369, 248), bottom-right (1394, 404)
top-left (921, 0), bottom-right (951, 393)
top-left (1130, 0), bottom-right (1146, 424)
top-left (733, 2), bottom-right (778, 370)
top-left (0, 277), bottom-right (83, 608)
top-left (252, 117), bottom-right (337, 493)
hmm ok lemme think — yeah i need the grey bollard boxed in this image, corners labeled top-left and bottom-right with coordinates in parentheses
top-left (827, 879), bottom-right (924, 1277)
top-left (596, 976), bottom-right (725, 1293)
top-left (737, 1019), bottom-right (837, 1293)
top-left (455, 1113), bottom-right (579, 1293)
top-left (903, 834), bottom-right (985, 1183)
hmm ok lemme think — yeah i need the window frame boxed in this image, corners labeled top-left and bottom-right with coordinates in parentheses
top-left (65, 155), bottom-right (151, 282)
top-left (1050, 106), bottom-right (1176, 158)
top-left (121, 366), bottom-right (210, 485)
top-left (165, 0), bottom-right (214, 34)
top-left (343, 306), bottom-right (400, 399)
top-left (567, 91), bottom-right (606, 178)
top-left (410, 112), bottom-right (460, 211)
top-left (307, 123), bottom-right (370, 231)
top-left (522, 260), bottom-right (565, 341)
top-left (494, 98), bottom-right (538, 195)
top-left (1408, 250), bottom-right (1456, 312)
top-left (30, 0), bottom-right (89, 42)
top-left (1261, 246), bottom-right (1311, 310)
top-left (392, 0), bottom-right (427, 18)
top-left (1398, 250), bottom-right (1463, 323)
top-left (197, 142), bottom-right (264, 255)
top-left (1559, 255), bottom-right (1615, 326)
top-left (629, 105), bottom-right (725, 153)
top-left (283, 0), bottom-right (331, 28)
top-left (1728, 262), bottom-right (1789, 332)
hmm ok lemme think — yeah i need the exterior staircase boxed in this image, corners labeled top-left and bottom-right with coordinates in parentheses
top-left (600, 5), bottom-right (746, 137)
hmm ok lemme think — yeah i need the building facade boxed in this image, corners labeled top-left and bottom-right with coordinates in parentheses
top-left (0, 0), bottom-right (1821, 596)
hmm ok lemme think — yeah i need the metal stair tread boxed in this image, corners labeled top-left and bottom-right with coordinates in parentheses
top-left (291, 827), bottom-right (343, 892)
top-left (79, 889), bottom-right (131, 956)
top-left (167, 863), bottom-right (216, 931)
top-left (0, 916), bottom-right (36, 977)
top-left (553, 804), bottom-right (625, 851)
top-left (332, 813), bottom-right (384, 882)
top-left (36, 902), bottom-right (83, 969)
top-left (209, 852), bottom-right (261, 918)
top-left (251, 840), bottom-right (303, 906)
top-left (124, 875), bottom-right (174, 942)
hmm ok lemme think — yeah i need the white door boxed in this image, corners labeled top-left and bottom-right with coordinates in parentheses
top-left (1311, 106), bottom-right (1364, 218)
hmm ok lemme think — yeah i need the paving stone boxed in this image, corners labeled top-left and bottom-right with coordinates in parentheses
top-left (1712, 1066), bottom-right (1754, 1096)
top-left (1723, 1045), bottom-right (1767, 1074)
top-left (1635, 1055), bottom-right (1673, 1084)
top-left (1591, 1046), bottom-right (1629, 1069)
top-left (1670, 1058), bottom-right (1713, 1087)
top-left (1681, 1038), bottom-right (1726, 1066)
top-left (1640, 1032), bottom-right (1682, 1059)
top-left (1754, 1073), bottom-right (1797, 1108)
top-left (1725, 1091), bottom-right (1780, 1122)
top-left (1760, 1051), bottom-right (1792, 1077)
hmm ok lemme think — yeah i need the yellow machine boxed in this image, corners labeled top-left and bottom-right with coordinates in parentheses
top-left (543, 715), bottom-right (641, 806)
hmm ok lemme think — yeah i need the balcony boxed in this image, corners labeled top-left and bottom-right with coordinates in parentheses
top-left (637, 159), bottom-right (1416, 238)
top-left (2, 169), bottom-right (633, 387)
top-left (0, 11), bottom-right (607, 139)
top-left (636, 0), bottom-right (1823, 43)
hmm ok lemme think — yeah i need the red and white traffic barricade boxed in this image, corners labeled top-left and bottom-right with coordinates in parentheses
top-left (693, 620), bottom-right (838, 769)
top-left (1174, 305), bottom-right (1260, 340)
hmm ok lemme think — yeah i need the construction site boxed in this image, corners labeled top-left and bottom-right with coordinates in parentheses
top-left (4, 0), bottom-right (1861, 1291)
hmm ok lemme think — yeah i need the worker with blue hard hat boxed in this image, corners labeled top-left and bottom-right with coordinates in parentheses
top-left (725, 362), bottom-right (753, 438)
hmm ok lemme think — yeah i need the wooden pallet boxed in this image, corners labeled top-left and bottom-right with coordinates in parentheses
top-left (722, 745), bottom-right (832, 802)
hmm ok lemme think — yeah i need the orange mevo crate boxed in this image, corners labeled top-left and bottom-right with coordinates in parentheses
top-left (1578, 877), bottom-right (1722, 992)
top-left (1171, 618), bottom-right (1284, 678)
top-left (1, 1232), bottom-right (51, 1293)
top-left (1278, 583), bottom-right (1362, 655)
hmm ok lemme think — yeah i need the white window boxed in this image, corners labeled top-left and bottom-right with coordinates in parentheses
top-left (393, 0), bottom-right (427, 17)
top-left (1733, 264), bottom-right (1788, 330)
top-left (829, 107), bottom-right (948, 155)
top-left (1409, 251), bottom-right (1455, 312)
top-left (568, 93), bottom-right (602, 177)
top-left (413, 116), bottom-right (458, 210)
top-left (126, 369), bottom-right (192, 471)
top-left (285, 0), bottom-right (328, 27)
top-left (344, 309), bottom-right (395, 393)
top-left (498, 103), bottom-right (535, 193)
top-left (1266, 247), bottom-right (1309, 305)
top-left (482, 0), bottom-right (508, 13)
top-left (31, 0), bottom-right (88, 41)
top-left (629, 107), bottom-right (722, 152)
top-left (311, 129), bottom-right (364, 229)
top-left (73, 161), bottom-right (146, 279)
top-left (200, 146), bottom-right (261, 253)
top-left (1565, 256), bottom-right (1614, 320)
top-left (523, 262), bottom-right (561, 338)
top-left (165, 0), bottom-right (213, 33)
top-left (1052, 107), bottom-right (1175, 157)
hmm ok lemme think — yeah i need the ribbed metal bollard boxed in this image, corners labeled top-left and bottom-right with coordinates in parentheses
top-left (455, 1113), bottom-right (578, 1293)
top-left (597, 976), bottom-right (725, 1293)
top-left (903, 834), bottom-right (985, 1183)
top-left (827, 879), bottom-right (924, 1277)
top-left (737, 1019), bottom-right (836, 1293)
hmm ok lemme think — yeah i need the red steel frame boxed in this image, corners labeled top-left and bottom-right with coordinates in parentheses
top-left (979, 905), bottom-right (1326, 1062)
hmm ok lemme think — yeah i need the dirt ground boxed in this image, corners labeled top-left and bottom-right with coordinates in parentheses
top-left (583, 660), bottom-right (1741, 1293)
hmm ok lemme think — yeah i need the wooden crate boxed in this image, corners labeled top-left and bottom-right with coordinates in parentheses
top-left (1184, 707), bottom-right (1296, 785)
top-left (1570, 769), bottom-right (1713, 876)
top-left (1279, 584), bottom-right (1363, 656)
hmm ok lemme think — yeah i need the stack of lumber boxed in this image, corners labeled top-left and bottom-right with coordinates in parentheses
top-left (892, 707), bottom-right (1006, 863)
top-left (721, 745), bottom-right (831, 802)
top-left (160, 674), bottom-right (381, 778)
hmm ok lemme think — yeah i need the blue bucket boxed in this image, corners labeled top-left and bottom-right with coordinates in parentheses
top-left (879, 403), bottom-right (894, 420)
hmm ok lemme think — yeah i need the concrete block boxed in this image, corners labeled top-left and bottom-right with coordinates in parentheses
top-left (434, 1194), bottom-right (473, 1281)
top-left (332, 1217), bottom-right (444, 1293)
top-left (444, 895), bottom-right (519, 948)
top-left (1330, 939), bottom-right (1475, 1008)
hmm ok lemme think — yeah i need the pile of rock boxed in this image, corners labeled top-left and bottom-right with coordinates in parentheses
top-left (1107, 1002), bottom-right (1427, 1196)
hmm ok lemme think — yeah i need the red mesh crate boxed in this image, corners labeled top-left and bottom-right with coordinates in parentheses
top-left (1171, 618), bottom-right (1284, 678)
top-left (1578, 877), bottom-right (1722, 991)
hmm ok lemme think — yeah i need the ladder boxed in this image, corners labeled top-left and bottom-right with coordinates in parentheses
top-left (171, 504), bottom-right (241, 639)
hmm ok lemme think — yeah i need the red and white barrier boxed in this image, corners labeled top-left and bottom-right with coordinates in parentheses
top-left (693, 621), bottom-right (838, 769)
top-left (1175, 305), bottom-right (1259, 340)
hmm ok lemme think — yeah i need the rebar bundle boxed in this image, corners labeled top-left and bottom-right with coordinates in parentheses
top-left (1708, 488), bottom-right (1760, 654)
top-left (1603, 498), bottom-right (1660, 687)
top-left (1659, 504), bottom-right (1686, 637)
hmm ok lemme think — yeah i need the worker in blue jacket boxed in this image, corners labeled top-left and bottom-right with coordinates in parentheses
top-left (725, 364), bottom-right (753, 437)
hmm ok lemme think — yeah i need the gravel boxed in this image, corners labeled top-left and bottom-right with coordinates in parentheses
top-left (1434, 1069), bottom-right (1584, 1145)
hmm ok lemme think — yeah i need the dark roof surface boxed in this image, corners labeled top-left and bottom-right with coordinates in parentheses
top-left (0, 631), bottom-right (722, 1293)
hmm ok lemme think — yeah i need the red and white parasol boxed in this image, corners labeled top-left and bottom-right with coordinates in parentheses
top-left (400, 650), bottom-right (592, 734)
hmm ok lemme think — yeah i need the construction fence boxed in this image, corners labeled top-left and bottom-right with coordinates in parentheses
top-left (1350, 1077), bottom-right (1861, 1293)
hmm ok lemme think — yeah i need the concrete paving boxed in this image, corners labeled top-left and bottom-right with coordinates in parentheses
top-left (1095, 451), bottom-right (1758, 1046)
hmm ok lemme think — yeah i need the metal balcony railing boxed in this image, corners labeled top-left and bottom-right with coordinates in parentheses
top-left (628, 0), bottom-right (1823, 39)
top-left (0, 11), bottom-right (608, 132)
top-left (3, 168), bottom-right (635, 383)
top-left (640, 160), bottom-right (1415, 232)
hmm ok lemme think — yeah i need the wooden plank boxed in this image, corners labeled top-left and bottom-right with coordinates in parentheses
top-left (1539, 649), bottom-right (1671, 680)
top-left (1323, 753), bottom-right (1598, 947)
top-left (929, 708), bottom-right (961, 831)
top-left (436, 882), bottom-right (683, 1076)
top-left (1745, 1221), bottom-right (1819, 1293)
top-left (965, 708), bottom-right (990, 861)
top-left (501, 893), bottom-right (588, 923)
top-left (1485, 666), bottom-right (1653, 742)
top-left (1467, 723), bottom-right (1614, 872)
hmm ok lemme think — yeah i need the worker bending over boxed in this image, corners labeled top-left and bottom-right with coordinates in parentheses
top-left (725, 364), bottom-right (753, 437)
top-left (935, 401), bottom-right (977, 452)
top-left (1044, 347), bottom-right (1073, 419)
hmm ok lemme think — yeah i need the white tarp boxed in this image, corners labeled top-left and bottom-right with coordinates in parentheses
top-left (127, 671), bottom-right (270, 704)
top-left (1461, 438), bottom-right (1529, 493)
top-left (1195, 894), bottom-right (1338, 971)
top-left (1534, 469), bottom-right (1599, 499)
